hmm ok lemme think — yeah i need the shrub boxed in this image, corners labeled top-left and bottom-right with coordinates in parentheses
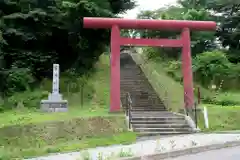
top-left (164, 60), bottom-right (182, 82)
top-left (1, 67), bottom-right (35, 96)
top-left (145, 47), bottom-right (161, 60)
top-left (202, 92), bottom-right (240, 106)
top-left (192, 50), bottom-right (233, 88)
top-left (0, 90), bottom-right (48, 110)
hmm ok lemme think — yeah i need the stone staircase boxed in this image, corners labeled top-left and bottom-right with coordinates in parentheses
top-left (120, 52), bottom-right (193, 136)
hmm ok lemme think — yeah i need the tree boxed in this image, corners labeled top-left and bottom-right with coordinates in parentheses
top-left (0, 0), bottom-right (136, 95)
top-left (206, 0), bottom-right (240, 63)
top-left (134, 0), bottom-right (217, 59)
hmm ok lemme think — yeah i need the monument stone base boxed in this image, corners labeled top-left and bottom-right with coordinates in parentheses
top-left (40, 93), bottom-right (68, 112)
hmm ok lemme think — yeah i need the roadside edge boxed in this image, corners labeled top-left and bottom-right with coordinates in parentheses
top-left (121, 140), bottom-right (240, 160)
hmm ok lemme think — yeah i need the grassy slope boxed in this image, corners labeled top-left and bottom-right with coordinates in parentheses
top-left (0, 54), bottom-right (136, 159)
top-left (199, 105), bottom-right (240, 132)
top-left (0, 117), bottom-right (135, 159)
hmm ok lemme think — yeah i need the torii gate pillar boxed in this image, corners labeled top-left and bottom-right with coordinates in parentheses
top-left (110, 25), bottom-right (121, 112)
top-left (83, 17), bottom-right (216, 112)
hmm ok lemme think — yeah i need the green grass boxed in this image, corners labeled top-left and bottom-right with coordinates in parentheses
top-left (203, 92), bottom-right (240, 106)
top-left (0, 106), bottom-right (115, 128)
top-left (198, 104), bottom-right (240, 132)
top-left (0, 132), bottom-right (136, 159)
top-left (91, 54), bottom-right (111, 106)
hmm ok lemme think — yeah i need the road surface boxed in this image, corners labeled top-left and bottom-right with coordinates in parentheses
top-left (167, 146), bottom-right (240, 160)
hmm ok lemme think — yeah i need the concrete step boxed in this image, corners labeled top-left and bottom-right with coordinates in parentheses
top-left (120, 80), bottom-right (146, 83)
top-left (120, 69), bottom-right (142, 72)
top-left (134, 127), bottom-right (191, 132)
top-left (130, 109), bottom-right (167, 112)
top-left (131, 102), bottom-right (163, 105)
top-left (120, 75), bottom-right (144, 77)
top-left (121, 91), bottom-right (157, 96)
top-left (120, 83), bottom-right (145, 85)
top-left (137, 131), bottom-right (192, 137)
top-left (131, 111), bottom-right (173, 114)
top-left (120, 86), bottom-right (151, 89)
top-left (120, 83), bottom-right (147, 86)
top-left (120, 74), bottom-right (143, 77)
top-left (132, 106), bottom-right (166, 111)
top-left (132, 103), bottom-right (165, 107)
top-left (120, 75), bottom-right (145, 78)
top-left (131, 116), bottom-right (185, 121)
top-left (120, 83), bottom-right (144, 85)
top-left (130, 111), bottom-right (176, 116)
top-left (131, 95), bottom-right (161, 99)
top-left (132, 123), bottom-right (189, 128)
top-left (120, 80), bottom-right (144, 82)
top-left (132, 105), bottom-right (166, 108)
top-left (131, 99), bottom-right (162, 102)
top-left (120, 77), bottom-right (148, 79)
top-left (131, 119), bottom-right (187, 124)
top-left (130, 107), bottom-right (166, 110)
top-left (131, 114), bottom-right (176, 118)
top-left (120, 86), bottom-right (152, 89)
top-left (131, 107), bottom-right (166, 110)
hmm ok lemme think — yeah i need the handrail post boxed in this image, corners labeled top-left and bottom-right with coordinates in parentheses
top-left (197, 87), bottom-right (201, 105)
top-left (125, 93), bottom-right (129, 116)
top-left (194, 102), bottom-right (198, 127)
top-left (127, 92), bottom-right (132, 130)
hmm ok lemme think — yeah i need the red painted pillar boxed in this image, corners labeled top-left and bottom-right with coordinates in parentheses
top-left (110, 25), bottom-right (121, 112)
top-left (181, 28), bottom-right (194, 109)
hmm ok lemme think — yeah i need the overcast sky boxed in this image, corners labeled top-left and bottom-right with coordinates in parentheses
top-left (123, 0), bottom-right (178, 18)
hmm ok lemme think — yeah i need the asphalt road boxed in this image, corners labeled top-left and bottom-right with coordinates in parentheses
top-left (167, 146), bottom-right (240, 160)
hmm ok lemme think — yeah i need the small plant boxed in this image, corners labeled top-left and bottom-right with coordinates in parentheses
top-left (80, 151), bottom-right (91, 160)
top-left (160, 145), bottom-right (167, 152)
top-left (237, 136), bottom-right (240, 140)
top-left (118, 148), bottom-right (134, 157)
top-left (169, 140), bottom-right (176, 149)
top-left (97, 152), bottom-right (104, 160)
top-left (155, 144), bottom-right (166, 152)
top-left (156, 138), bottom-right (160, 147)
top-left (154, 139), bottom-right (161, 152)
top-left (191, 140), bottom-right (198, 146)
top-left (104, 152), bottom-right (116, 160)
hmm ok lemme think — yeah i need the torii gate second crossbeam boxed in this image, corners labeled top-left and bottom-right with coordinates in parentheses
top-left (83, 17), bottom-right (216, 112)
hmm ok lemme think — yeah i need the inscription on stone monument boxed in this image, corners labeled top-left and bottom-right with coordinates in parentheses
top-left (53, 64), bottom-right (59, 94)
top-left (40, 64), bottom-right (68, 112)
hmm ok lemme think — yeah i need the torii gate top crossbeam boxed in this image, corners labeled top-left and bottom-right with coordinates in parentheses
top-left (83, 17), bottom-right (216, 31)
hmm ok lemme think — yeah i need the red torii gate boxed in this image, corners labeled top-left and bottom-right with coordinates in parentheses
top-left (83, 17), bottom-right (216, 112)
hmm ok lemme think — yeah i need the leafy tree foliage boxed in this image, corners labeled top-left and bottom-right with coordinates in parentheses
top-left (133, 0), bottom-right (240, 91)
top-left (0, 0), bottom-right (135, 96)
top-left (206, 0), bottom-right (240, 63)
top-left (134, 2), bottom-right (216, 59)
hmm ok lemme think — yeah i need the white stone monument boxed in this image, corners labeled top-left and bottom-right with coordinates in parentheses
top-left (40, 64), bottom-right (68, 112)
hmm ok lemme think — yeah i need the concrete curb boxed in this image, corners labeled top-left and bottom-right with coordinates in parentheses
top-left (121, 140), bottom-right (240, 160)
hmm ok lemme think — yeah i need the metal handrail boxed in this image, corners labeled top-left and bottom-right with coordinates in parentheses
top-left (126, 92), bottom-right (133, 130)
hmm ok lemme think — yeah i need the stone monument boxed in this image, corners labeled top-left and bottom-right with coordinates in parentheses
top-left (40, 64), bottom-right (68, 112)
